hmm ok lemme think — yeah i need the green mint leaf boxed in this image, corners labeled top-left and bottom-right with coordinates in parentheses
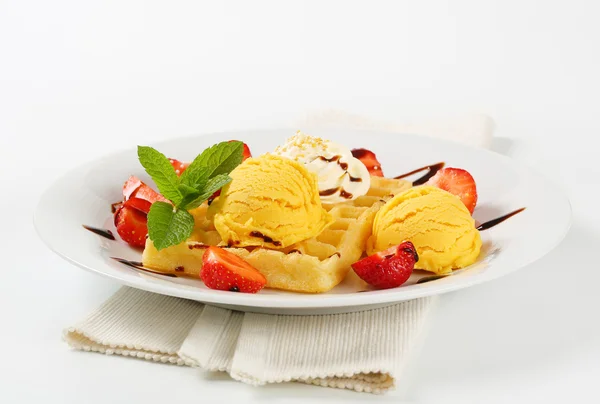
top-left (180, 141), bottom-right (243, 190)
top-left (177, 183), bottom-right (198, 197)
top-left (137, 146), bottom-right (182, 205)
top-left (184, 174), bottom-right (232, 209)
top-left (178, 191), bottom-right (201, 209)
top-left (147, 201), bottom-right (195, 250)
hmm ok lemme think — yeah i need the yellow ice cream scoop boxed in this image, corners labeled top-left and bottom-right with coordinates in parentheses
top-left (208, 154), bottom-right (333, 248)
top-left (368, 186), bottom-right (481, 275)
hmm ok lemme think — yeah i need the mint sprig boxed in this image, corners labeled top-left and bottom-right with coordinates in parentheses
top-left (137, 141), bottom-right (243, 251)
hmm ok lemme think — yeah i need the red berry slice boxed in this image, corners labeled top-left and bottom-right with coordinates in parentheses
top-left (123, 197), bottom-right (153, 215)
top-left (122, 175), bottom-right (169, 203)
top-left (114, 205), bottom-right (149, 248)
top-left (122, 176), bottom-right (143, 200)
top-left (201, 246), bottom-right (266, 293)
top-left (351, 148), bottom-right (384, 177)
top-left (426, 167), bottom-right (478, 214)
top-left (351, 241), bottom-right (418, 289)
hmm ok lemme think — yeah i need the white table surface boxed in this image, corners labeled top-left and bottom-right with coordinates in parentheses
top-left (1, 1), bottom-right (599, 402)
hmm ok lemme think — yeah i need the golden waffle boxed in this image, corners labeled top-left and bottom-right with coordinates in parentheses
top-left (142, 176), bottom-right (412, 293)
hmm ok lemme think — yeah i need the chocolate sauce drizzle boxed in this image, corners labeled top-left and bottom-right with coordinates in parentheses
top-left (319, 155), bottom-right (341, 163)
top-left (111, 202), bottom-right (123, 214)
top-left (82, 225), bottom-right (115, 240)
top-left (416, 275), bottom-right (448, 284)
top-left (317, 155), bottom-right (362, 187)
top-left (319, 188), bottom-right (338, 196)
top-left (319, 187), bottom-right (353, 199)
top-left (394, 162), bottom-right (445, 185)
top-left (227, 239), bottom-right (241, 247)
top-left (477, 208), bottom-right (526, 231)
top-left (111, 257), bottom-right (177, 277)
top-left (249, 231), bottom-right (282, 247)
top-left (188, 243), bottom-right (209, 249)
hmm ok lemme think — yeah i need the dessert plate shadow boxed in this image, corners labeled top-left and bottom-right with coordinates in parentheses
top-left (34, 129), bottom-right (571, 314)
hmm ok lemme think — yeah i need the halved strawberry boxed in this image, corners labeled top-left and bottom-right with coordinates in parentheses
top-left (114, 205), bottom-right (148, 248)
top-left (123, 176), bottom-right (142, 200)
top-left (229, 140), bottom-right (252, 161)
top-left (123, 197), bottom-right (153, 214)
top-left (122, 175), bottom-right (169, 203)
top-left (169, 158), bottom-right (190, 176)
top-left (117, 177), bottom-right (166, 247)
top-left (426, 167), bottom-right (478, 214)
top-left (351, 148), bottom-right (384, 177)
top-left (351, 241), bottom-right (418, 289)
top-left (201, 246), bottom-right (266, 293)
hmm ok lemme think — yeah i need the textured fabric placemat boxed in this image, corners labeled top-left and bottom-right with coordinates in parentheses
top-left (65, 288), bottom-right (436, 393)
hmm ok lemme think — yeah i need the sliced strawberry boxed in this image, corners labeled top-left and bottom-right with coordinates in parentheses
top-left (229, 140), bottom-right (252, 161)
top-left (123, 175), bottom-right (142, 200)
top-left (351, 148), bottom-right (384, 177)
top-left (426, 167), bottom-right (478, 214)
top-left (123, 197), bottom-right (153, 214)
top-left (133, 183), bottom-right (169, 203)
top-left (169, 158), bottom-right (190, 176)
top-left (122, 175), bottom-right (169, 203)
top-left (201, 246), bottom-right (266, 293)
top-left (351, 241), bottom-right (418, 289)
top-left (114, 205), bottom-right (148, 247)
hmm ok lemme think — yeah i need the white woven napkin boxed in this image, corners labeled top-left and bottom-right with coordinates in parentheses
top-left (64, 111), bottom-right (494, 394)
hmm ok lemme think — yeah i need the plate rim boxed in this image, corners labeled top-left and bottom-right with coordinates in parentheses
top-left (34, 128), bottom-right (573, 310)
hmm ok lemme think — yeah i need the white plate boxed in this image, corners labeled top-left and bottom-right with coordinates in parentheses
top-left (35, 129), bottom-right (571, 314)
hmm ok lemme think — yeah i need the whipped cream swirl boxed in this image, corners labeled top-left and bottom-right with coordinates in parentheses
top-left (273, 131), bottom-right (371, 203)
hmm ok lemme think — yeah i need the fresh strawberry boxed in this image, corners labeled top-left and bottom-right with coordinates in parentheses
top-left (123, 175), bottom-right (142, 200)
top-left (426, 167), bottom-right (478, 214)
top-left (201, 246), bottom-right (266, 293)
top-left (351, 148), bottom-right (384, 177)
top-left (351, 241), bottom-right (418, 289)
top-left (169, 158), bottom-right (190, 176)
top-left (229, 140), bottom-right (252, 161)
top-left (117, 177), bottom-right (166, 246)
top-left (122, 175), bottom-right (169, 203)
top-left (123, 197), bottom-right (153, 214)
top-left (114, 205), bottom-right (148, 247)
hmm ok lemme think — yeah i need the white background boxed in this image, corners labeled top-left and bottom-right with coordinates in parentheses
top-left (1, 0), bottom-right (599, 403)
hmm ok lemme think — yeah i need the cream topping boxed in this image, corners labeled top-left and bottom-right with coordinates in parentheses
top-left (273, 131), bottom-right (370, 203)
